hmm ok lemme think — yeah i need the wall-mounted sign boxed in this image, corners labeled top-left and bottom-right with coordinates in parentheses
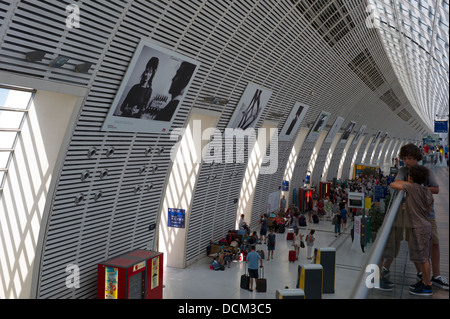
top-left (434, 120), bottom-right (448, 133)
top-left (168, 208), bottom-right (185, 228)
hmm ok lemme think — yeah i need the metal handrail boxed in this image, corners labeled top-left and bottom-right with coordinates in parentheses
top-left (349, 189), bottom-right (405, 299)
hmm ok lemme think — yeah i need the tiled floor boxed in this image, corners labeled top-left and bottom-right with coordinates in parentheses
top-left (162, 165), bottom-right (449, 299)
top-left (163, 217), bottom-right (366, 299)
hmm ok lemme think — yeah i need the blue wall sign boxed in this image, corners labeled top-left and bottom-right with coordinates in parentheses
top-left (168, 208), bottom-right (185, 228)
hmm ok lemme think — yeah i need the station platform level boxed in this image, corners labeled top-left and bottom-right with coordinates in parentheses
top-left (162, 165), bottom-right (449, 299)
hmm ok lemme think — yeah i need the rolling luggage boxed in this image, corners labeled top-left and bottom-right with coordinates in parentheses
top-left (299, 215), bottom-right (307, 227)
top-left (289, 250), bottom-right (296, 262)
top-left (240, 266), bottom-right (250, 290)
top-left (312, 214), bottom-right (319, 224)
top-left (256, 267), bottom-right (267, 292)
top-left (286, 232), bottom-right (294, 240)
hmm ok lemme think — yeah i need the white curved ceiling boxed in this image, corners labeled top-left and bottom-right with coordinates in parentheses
top-left (369, 0), bottom-right (449, 127)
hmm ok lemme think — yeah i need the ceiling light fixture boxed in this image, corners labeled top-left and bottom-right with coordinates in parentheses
top-left (25, 50), bottom-right (46, 62)
top-left (50, 55), bottom-right (69, 68)
top-left (75, 62), bottom-right (92, 73)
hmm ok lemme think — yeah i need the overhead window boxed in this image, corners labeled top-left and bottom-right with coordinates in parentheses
top-left (0, 85), bottom-right (34, 191)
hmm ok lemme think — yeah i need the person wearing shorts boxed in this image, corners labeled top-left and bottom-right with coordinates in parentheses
top-left (396, 144), bottom-right (448, 290)
top-left (246, 246), bottom-right (263, 292)
top-left (390, 165), bottom-right (434, 296)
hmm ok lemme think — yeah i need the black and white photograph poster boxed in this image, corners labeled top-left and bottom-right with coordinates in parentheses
top-left (353, 125), bottom-right (366, 145)
top-left (324, 116), bottom-right (344, 143)
top-left (371, 130), bottom-right (382, 145)
top-left (227, 83), bottom-right (272, 130)
top-left (379, 132), bottom-right (388, 144)
top-left (340, 121), bottom-right (356, 143)
top-left (279, 102), bottom-right (309, 141)
top-left (306, 111), bottom-right (331, 143)
top-left (102, 39), bottom-right (200, 133)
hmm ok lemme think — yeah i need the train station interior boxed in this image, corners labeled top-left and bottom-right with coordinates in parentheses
top-left (0, 0), bottom-right (448, 300)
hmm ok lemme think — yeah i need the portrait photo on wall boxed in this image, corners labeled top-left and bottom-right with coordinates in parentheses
top-left (324, 116), bottom-right (344, 143)
top-left (227, 83), bottom-right (272, 130)
top-left (306, 111), bottom-right (331, 142)
top-left (102, 39), bottom-right (200, 133)
top-left (279, 102), bottom-right (309, 141)
top-left (379, 132), bottom-right (388, 144)
top-left (340, 121), bottom-right (356, 143)
top-left (371, 130), bottom-right (382, 145)
top-left (352, 125), bottom-right (366, 145)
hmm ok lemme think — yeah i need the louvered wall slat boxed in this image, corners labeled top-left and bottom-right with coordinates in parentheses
top-left (0, 0), bottom-right (430, 298)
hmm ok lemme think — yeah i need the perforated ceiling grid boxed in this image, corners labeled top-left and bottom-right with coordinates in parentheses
top-left (0, 0), bottom-right (431, 298)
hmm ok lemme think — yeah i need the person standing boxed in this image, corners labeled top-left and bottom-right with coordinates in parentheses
top-left (325, 196), bottom-right (332, 221)
top-left (292, 228), bottom-right (303, 260)
top-left (390, 165), bottom-right (435, 296)
top-left (332, 202), bottom-right (341, 237)
top-left (340, 206), bottom-right (348, 231)
top-left (317, 198), bottom-right (325, 220)
top-left (267, 228), bottom-right (276, 260)
top-left (306, 230), bottom-right (315, 260)
top-left (280, 195), bottom-right (287, 212)
top-left (259, 214), bottom-right (268, 244)
top-left (386, 143), bottom-right (448, 290)
top-left (246, 246), bottom-right (263, 292)
top-left (292, 212), bottom-right (299, 231)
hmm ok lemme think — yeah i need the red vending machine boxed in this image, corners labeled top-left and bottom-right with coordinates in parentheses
top-left (319, 182), bottom-right (332, 198)
top-left (98, 249), bottom-right (163, 299)
top-left (298, 188), bottom-right (315, 213)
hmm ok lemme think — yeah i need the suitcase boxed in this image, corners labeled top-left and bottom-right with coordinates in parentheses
top-left (240, 266), bottom-right (250, 289)
top-left (289, 250), bottom-right (296, 262)
top-left (312, 214), bottom-right (319, 224)
top-left (299, 215), bottom-right (307, 227)
top-left (286, 232), bottom-right (294, 240)
top-left (256, 267), bottom-right (267, 292)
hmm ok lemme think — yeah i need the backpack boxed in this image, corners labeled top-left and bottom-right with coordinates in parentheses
top-left (332, 215), bottom-right (338, 225)
top-left (212, 260), bottom-right (224, 271)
